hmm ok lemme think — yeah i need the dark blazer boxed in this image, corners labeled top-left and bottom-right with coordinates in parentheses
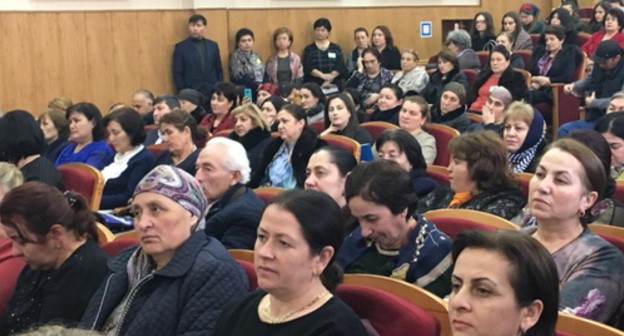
top-left (421, 67), bottom-right (470, 105)
top-left (204, 184), bottom-right (263, 249)
top-left (153, 148), bottom-right (199, 177)
top-left (249, 127), bottom-right (327, 188)
top-left (173, 37), bottom-right (224, 97)
top-left (530, 45), bottom-right (581, 84)
top-left (43, 136), bottom-right (68, 163)
top-left (379, 46), bottom-right (402, 71)
top-left (101, 148), bottom-right (156, 210)
top-left (470, 67), bottom-right (528, 104)
top-left (227, 127), bottom-right (271, 173)
top-left (143, 129), bottom-right (160, 146)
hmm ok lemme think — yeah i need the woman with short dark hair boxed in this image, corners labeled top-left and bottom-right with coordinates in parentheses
top-left (155, 109), bottom-right (207, 176)
top-left (345, 47), bottom-right (394, 110)
top-left (230, 28), bottom-right (264, 96)
top-left (302, 18), bottom-right (346, 90)
top-left (421, 51), bottom-right (469, 105)
top-left (200, 81), bottom-right (237, 136)
top-left (581, 7), bottom-right (624, 59)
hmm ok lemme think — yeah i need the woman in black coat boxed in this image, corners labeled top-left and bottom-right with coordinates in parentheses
top-left (421, 51), bottom-right (470, 105)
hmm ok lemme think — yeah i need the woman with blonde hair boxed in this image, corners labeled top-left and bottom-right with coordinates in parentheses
top-left (391, 49), bottom-right (429, 95)
top-left (38, 109), bottom-right (69, 162)
top-left (228, 103), bottom-right (272, 172)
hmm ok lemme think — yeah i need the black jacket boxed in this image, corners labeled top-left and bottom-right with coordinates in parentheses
top-left (228, 127), bottom-right (272, 173)
top-left (422, 67), bottom-right (470, 105)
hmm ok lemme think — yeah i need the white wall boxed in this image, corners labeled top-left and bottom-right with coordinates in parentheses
top-left (0, 0), bottom-right (478, 11)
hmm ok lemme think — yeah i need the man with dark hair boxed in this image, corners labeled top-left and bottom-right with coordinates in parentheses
top-left (132, 89), bottom-right (155, 125)
top-left (173, 14), bottom-right (223, 99)
top-left (143, 94), bottom-right (180, 146)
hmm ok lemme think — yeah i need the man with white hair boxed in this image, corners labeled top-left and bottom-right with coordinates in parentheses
top-left (195, 137), bottom-right (264, 249)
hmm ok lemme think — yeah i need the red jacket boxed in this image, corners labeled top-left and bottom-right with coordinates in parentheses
top-left (581, 31), bottom-right (624, 56)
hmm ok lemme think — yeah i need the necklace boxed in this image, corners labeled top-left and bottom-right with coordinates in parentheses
top-left (261, 290), bottom-right (329, 324)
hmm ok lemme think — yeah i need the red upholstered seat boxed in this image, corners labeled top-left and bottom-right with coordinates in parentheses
top-left (424, 123), bottom-right (460, 167)
top-left (320, 134), bottom-right (361, 162)
top-left (57, 162), bottom-right (104, 210)
top-left (596, 233), bottom-right (624, 255)
top-left (253, 187), bottom-right (284, 205)
top-left (236, 259), bottom-right (258, 290)
top-left (360, 121), bottom-right (398, 142)
top-left (425, 216), bottom-right (498, 240)
top-left (309, 120), bottom-right (326, 135)
top-left (102, 239), bottom-right (138, 257)
top-left (426, 165), bottom-right (449, 185)
top-left (336, 284), bottom-right (439, 336)
top-left (0, 239), bottom-right (25, 315)
top-left (461, 68), bottom-right (479, 88)
top-left (147, 143), bottom-right (168, 159)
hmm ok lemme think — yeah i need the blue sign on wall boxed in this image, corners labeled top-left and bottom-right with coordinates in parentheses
top-left (420, 21), bottom-right (432, 38)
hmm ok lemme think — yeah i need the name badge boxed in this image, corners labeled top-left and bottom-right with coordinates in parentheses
top-left (328, 52), bottom-right (336, 59)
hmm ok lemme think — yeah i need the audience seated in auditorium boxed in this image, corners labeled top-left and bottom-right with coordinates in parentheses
top-left (265, 27), bottom-right (304, 98)
top-left (421, 51), bottom-right (469, 105)
top-left (582, 8), bottom-right (624, 59)
top-left (391, 48), bottom-right (429, 96)
top-left (345, 27), bottom-right (370, 75)
top-left (228, 103), bottom-right (272, 173)
top-left (467, 85), bottom-right (513, 135)
top-left (345, 47), bottom-right (394, 110)
top-left (216, 189), bottom-right (367, 335)
top-left (445, 29), bottom-right (481, 70)
top-left (504, 102), bottom-right (547, 174)
top-left (154, 109), bottom-right (205, 176)
top-left (178, 88), bottom-right (208, 124)
top-left (143, 94), bottom-right (180, 146)
top-left (562, 0), bottom-right (587, 32)
top-left (418, 131), bottom-right (525, 220)
top-left (81, 165), bottom-right (247, 334)
top-left (470, 11), bottom-right (497, 51)
top-left (132, 89), bottom-right (155, 126)
top-left (502, 11), bottom-right (534, 50)
top-left (338, 160), bottom-right (452, 298)
top-left (200, 82), bottom-right (236, 136)
top-left (585, 1), bottom-right (611, 34)
top-left (560, 40), bottom-right (624, 136)
top-left (367, 83), bottom-right (403, 125)
top-left (305, 146), bottom-right (359, 233)
top-left (523, 139), bottom-right (624, 326)
top-left (377, 129), bottom-right (437, 197)
top-left (469, 45), bottom-right (528, 113)
top-left (546, 7), bottom-right (579, 46)
top-left (54, 102), bottom-right (114, 170)
top-left (495, 32), bottom-right (526, 70)
top-left (0, 110), bottom-right (63, 190)
top-left (196, 137), bottom-right (264, 249)
top-left (321, 93), bottom-right (372, 145)
top-left (371, 25), bottom-right (401, 71)
top-left (260, 95), bottom-right (285, 132)
top-left (100, 108), bottom-right (155, 210)
top-left (431, 82), bottom-right (471, 133)
top-left (300, 82), bottom-right (326, 124)
top-left (596, 110), bottom-right (624, 179)
top-left (450, 229), bottom-right (559, 336)
top-left (520, 3), bottom-right (546, 34)
top-left (302, 18), bottom-right (346, 90)
top-left (0, 183), bottom-right (108, 336)
top-left (37, 109), bottom-right (69, 163)
top-left (399, 96), bottom-right (437, 164)
top-left (229, 28), bottom-right (264, 100)
top-left (250, 104), bottom-right (326, 188)
top-left (256, 82), bottom-right (279, 106)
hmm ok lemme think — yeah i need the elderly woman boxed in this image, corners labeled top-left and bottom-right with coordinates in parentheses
top-left (432, 82), bottom-right (471, 133)
top-left (345, 47), bottom-right (394, 110)
top-left (338, 160), bottom-right (452, 298)
top-left (0, 163), bottom-right (24, 317)
top-left (469, 45), bottom-right (528, 112)
top-left (178, 88), bottom-right (207, 124)
top-left (596, 111), bottom-right (624, 179)
top-left (525, 139), bottom-right (624, 326)
top-left (321, 93), bottom-right (372, 144)
top-left (582, 8), bottom-right (624, 59)
top-left (305, 146), bottom-right (358, 233)
top-left (0, 110), bottom-right (63, 190)
top-left (302, 18), bottom-right (346, 90)
top-left (391, 49), bottom-right (429, 95)
top-left (229, 28), bottom-right (264, 95)
top-left (504, 102), bottom-right (547, 173)
top-left (467, 86), bottom-right (513, 134)
top-left (200, 82), bottom-right (237, 135)
top-left (265, 27), bottom-right (304, 97)
top-left (368, 83), bottom-right (404, 125)
top-left (371, 25), bottom-right (402, 71)
top-left (250, 104), bottom-right (326, 189)
top-left (502, 11), bottom-right (534, 50)
top-left (399, 96), bottom-right (437, 164)
top-left (54, 102), bottom-right (114, 170)
top-left (0, 182), bottom-right (108, 335)
top-left (100, 108), bottom-right (155, 210)
top-left (260, 96), bottom-right (285, 132)
top-left (421, 51), bottom-right (469, 105)
top-left (450, 229), bottom-right (559, 336)
top-left (300, 82), bottom-right (326, 124)
top-left (418, 131), bottom-right (526, 220)
top-left (445, 29), bottom-right (481, 70)
top-left (216, 189), bottom-right (367, 335)
top-left (528, 25), bottom-right (582, 105)
top-left (154, 109), bottom-right (207, 176)
top-left (377, 129), bottom-right (437, 197)
top-left (228, 103), bottom-right (272, 172)
top-left (81, 165), bottom-right (248, 334)
top-left (38, 109), bottom-right (69, 162)
top-left (470, 11), bottom-right (497, 51)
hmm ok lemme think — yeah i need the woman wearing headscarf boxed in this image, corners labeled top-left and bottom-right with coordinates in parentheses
top-left (503, 102), bottom-right (547, 173)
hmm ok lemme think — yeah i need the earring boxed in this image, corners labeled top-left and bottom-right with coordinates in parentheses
top-left (578, 208), bottom-right (585, 217)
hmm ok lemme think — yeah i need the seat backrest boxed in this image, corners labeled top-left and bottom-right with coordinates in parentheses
top-left (102, 239), bottom-right (138, 257)
top-left (578, 7), bottom-right (594, 19)
top-left (309, 120), bottom-right (326, 135)
top-left (514, 49), bottom-right (533, 72)
top-left (113, 229), bottom-right (139, 242)
top-left (0, 240), bottom-right (25, 316)
top-left (212, 128), bottom-right (233, 138)
top-left (423, 209), bottom-right (518, 240)
top-left (253, 187), bottom-right (284, 204)
top-left (513, 68), bottom-right (532, 87)
top-left (515, 172), bottom-right (533, 200)
top-left (589, 224), bottom-right (624, 254)
top-left (572, 51), bottom-right (587, 82)
top-left (320, 134), bottom-right (361, 162)
top-left (461, 68), bottom-right (479, 88)
top-left (147, 143), bottom-right (168, 160)
top-left (96, 223), bottom-right (115, 245)
top-left (556, 312), bottom-right (624, 336)
top-left (423, 123), bottom-right (460, 167)
top-left (57, 162), bottom-right (104, 211)
top-left (576, 32), bottom-right (592, 47)
top-left (343, 274), bottom-right (450, 336)
top-left (336, 284), bottom-right (440, 336)
top-left (235, 259), bottom-right (258, 290)
top-left (360, 121), bottom-right (399, 142)
top-left (530, 34), bottom-right (540, 47)
top-left (475, 51), bottom-right (489, 68)
top-left (228, 248), bottom-right (255, 263)
top-left (426, 165), bottom-right (449, 185)
top-left (614, 180), bottom-right (624, 204)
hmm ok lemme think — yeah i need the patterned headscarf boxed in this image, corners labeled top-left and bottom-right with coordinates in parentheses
top-left (508, 108), bottom-right (546, 173)
top-left (133, 165), bottom-right (208, 230)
